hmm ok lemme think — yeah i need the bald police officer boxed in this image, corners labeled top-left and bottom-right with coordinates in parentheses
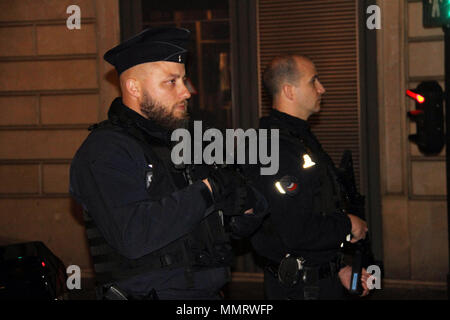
top-left (249, 55), bottom-right (370, 300)
top-left (70, 28), bottom-right (266, 300)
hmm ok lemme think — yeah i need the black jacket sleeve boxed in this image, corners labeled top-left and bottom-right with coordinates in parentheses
top-left (70, 130), bottom-right (214, 259)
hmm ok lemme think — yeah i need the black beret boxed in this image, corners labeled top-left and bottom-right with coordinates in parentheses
top-left (104, 27), bottom-right (190, 75)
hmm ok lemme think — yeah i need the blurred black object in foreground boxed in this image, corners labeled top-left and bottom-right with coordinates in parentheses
top-left (0, 241), bottom-right (67, 300)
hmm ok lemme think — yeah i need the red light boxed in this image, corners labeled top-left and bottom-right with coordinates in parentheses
top-left (409, 110), bottom-right (423, 116)
top-left (406, 90), bottom-right (425, 104)
top-left (41, 261), bottom-right (46, 267)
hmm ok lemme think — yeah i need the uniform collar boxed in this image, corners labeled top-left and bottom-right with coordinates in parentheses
top-left (107, 97), bottom-right (172, 144)
top-left (264, 109), bottom-right (311, 134)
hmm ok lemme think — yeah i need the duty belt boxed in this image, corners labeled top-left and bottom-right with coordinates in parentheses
top-left (266, 256), bottom-right (340, 286)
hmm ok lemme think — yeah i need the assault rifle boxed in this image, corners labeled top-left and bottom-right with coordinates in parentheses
top-left (337, 150), bottom-right (376, 296)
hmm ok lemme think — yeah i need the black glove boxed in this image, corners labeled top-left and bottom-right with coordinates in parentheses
top-left (227, 185), bottom-right (269, 238)
top-left (207, 166), bottom-right (248, 216)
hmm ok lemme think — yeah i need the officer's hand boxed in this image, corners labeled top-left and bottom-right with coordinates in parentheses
top-left (207, 167), bottom-right (245, 201)
top-left (360, 268), bottom-right (371, 296)
top-left (347, 214), bottom-right (368, 243)
top-left (338, 266), bottom-right (370, 297)
top-left (207, 167), bottom-right (248, 216)
top-left (338, 265), bottom-right (351, 290)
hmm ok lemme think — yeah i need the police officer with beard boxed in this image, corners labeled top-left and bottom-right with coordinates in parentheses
top-left (69, 28), bottom-right (267, 300)
top-left (249, 55), bottom-right (371, 300)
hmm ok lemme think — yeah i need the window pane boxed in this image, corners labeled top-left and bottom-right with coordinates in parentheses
top-left (141, 1), bottom-right (232, 129)
top-left (201, 21), bottom-right (230, 40)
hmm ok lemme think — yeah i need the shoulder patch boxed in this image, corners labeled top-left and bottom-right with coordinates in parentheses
top-left (275, 175), bottom-right (299, 196)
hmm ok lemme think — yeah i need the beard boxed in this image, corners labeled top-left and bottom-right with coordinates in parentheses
top-left (139, 91), bottom-right (189, 130)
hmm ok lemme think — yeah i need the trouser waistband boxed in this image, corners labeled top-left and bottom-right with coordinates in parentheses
top-left (266, 258), bottom-right (340, 283)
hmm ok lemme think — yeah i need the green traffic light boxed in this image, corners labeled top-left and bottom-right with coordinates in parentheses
top-left (446, 0), bottom-right (450, 18)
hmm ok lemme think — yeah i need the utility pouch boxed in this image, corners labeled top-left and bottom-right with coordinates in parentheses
top-left (277, 254), bottom-right (305, 287)
top-left (302, 267), bottom-right (319, 285)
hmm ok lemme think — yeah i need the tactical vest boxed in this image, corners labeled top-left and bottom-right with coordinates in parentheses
top-left (83, 117), bottom-right (232, 288)
top-left (253, 125), bottom-right (346, 262)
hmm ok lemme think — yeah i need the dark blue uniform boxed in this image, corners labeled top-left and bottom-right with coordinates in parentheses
top-left (70, 98), bottom-right (264, 299)
top-left (249, 109), bottom-right (352, 300)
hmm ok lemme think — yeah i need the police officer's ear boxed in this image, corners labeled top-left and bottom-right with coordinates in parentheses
top-left (281, 83), bottom-right (295, 101)
top-left (124, 78), bottom-right (141, 99)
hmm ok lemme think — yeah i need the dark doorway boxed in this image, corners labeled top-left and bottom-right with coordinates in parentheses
top-left (121, 0), bottom-right (233, 130)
